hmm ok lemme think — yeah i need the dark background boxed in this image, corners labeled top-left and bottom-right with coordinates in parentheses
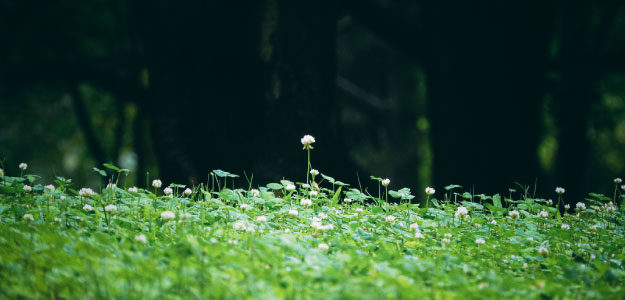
top-left (2, 0), bottom-right (625, 204)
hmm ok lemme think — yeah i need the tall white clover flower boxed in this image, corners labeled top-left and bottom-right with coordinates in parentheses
top-left (183, 188), bottom-right (192, 196)
top-left (309, 190), bottom-right (318, 196)
top-left (381, 178), bottom-right (391, 187)
top-left (615, 178), bottom-right (623, 184)
top-left (301, 135), bottom-right (316, 150)
top-left (561, 224), bottom-right (570, 230)
top-left (288, 209), bottom-right (299, 216)
top-left (455, 206), bottom-right (469, 218)
top-left (163, 187), bottom-right (173, 196)
top-left (256, 216), bottom-right (267, 222)
top-left (538, 246), bottom-right (549, 257)
top-left (160, 211), bottom-right (175, 220)
top-left (425, 187), bottom-right (435, 195)
top-left (23, 185), bottom-right (32, 192)
top-left (555, 187), bottom-right (565, 194)
top-left (44, 184), bottom-right (55, 192)
top-left (621, 185), bottom-right (625, 191)
top-left (233, 220), bottom-right (247, 230)
top-left (318, 243), bottom-right (329, 250)
top-left (310, 169), bottom-right (319, 176)
top-left (564, 204), bottom-right (570, 210)
top-left (490, 219), bottom-right (497, 225)
top-left (19, 163), bottom-right (28, 171)
top-left (83, 204), bottom-right (94, 211)
top-left (128, 187), bottom-right (138, 193)
top-left (240, 204), bottom-right (251, 210)
top-left (152, 179), bottom-right (162, 189)
top-left (300, 198), bottom-right (312, 206)
top-left (135, 234), bottom-right (147, 244)
top-left (0, 168), bottom-right (4, 177)
top-left (23, 214), bottom-right (34, 221)
top-left (475, 238), bottom-right (485, 245)
top-left (250, 189), bottom-right (260, 197)
top-left (344, 198), bottom-right (352, 203)
top-left (415, 232), bottom-right (425, 239)
top-left (285, 184), bottom-right (296, 191)
top-left (410, 223), bottom-right (419, 231)
top-left (508, 210), bottom-right (520, 219)
top-left (79, 188), bottom-right (95, 197)
top-left (104, 204), bottom-right (117, 212)
top-left (538, 211), bottom-right (549, 218)
top-left (385, 215), bottom-right (396, 222)
top-left (576, 202), bottom-right (586, 211)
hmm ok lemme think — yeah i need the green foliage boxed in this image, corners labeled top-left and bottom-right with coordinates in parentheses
top-left (0, 170), bottom-right (625, 299)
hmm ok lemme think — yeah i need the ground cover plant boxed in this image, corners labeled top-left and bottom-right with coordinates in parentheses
top-left (1, 137), bottom-right (625, 299)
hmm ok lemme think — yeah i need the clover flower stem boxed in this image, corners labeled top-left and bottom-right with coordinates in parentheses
top-left (614, 184), bottom-right (619, 207)
top-left (556, 195), bottom-right (562, 221)
top-left (426, 195), bottom-right (430, 209)
top-left (306, 149), bottom-right (311, 185)
top-left (385, 186), bottom-right (388, 203)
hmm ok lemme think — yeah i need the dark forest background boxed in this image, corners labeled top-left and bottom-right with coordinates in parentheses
top-left (2, 0), bottom-right (625, 204)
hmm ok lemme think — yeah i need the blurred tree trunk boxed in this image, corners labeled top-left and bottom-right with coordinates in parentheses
top-left (421, 1), bottom-right (553, 194)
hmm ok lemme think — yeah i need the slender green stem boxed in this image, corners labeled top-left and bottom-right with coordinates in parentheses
top-left (306, 149), bottom-right (311, 184)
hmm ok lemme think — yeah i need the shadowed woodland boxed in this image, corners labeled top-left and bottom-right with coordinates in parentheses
top-left (2, 0), bottom-right (625, 203)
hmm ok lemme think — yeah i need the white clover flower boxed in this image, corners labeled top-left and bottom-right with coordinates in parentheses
top-left (385, 215), bottom-right (396, 222)
top-left (547, 199), bottom-right (553, 205)
top-left (135, 234), bottom-right (147, 244)
top-left (128, 187), bottom-right (138, 193)
top-left (284, 228), bottom-right (291, 233)
top-left (288, 209), bottom-right (299, 216)
top-left (301, 184), bottom-right (310, 188)
top-left (490, 219), bottom-right (497, 225)
top-left (301, 135), bottom-right (316, 149)
top-left (310, 169), bottom-right (319, 176)
top-left (256, 216), bottom-right (267, 222)
top-left (104, 204), bottom-right (117, 212)
top-left (561, 224), bottom-right (570, 230)
top-left (44, 184), bottom-right (55, 192)
top-left (444, 233), bottom-right (452, 238)
top-left (381, 178), bottom-right (391, 187)
top-left (309, 191), bottom-right (318, 197)
top-left (414, 232), bottom-right (425, 238)
top-left (442, 238), bottom-right (451, 244)
top-left (538, 246), bottom-right (549, 257)
top-left (160, 211), bottom-right (175, 220)
top-left (455, 206), bottom-right (469, 218)
top-left (251, 189), bottom-right (260, 197)
top-left (233, 220), bottom-right (247, 230)
top-left (54, 217), bottom-right (62, 222)
top-left (163, 187), bottom-right (173, 196)
top-left (23, 185), bottom-right (32, 192)
top-left (622, 185), bottom-right (625, 191)
top-left (615, 178), bottom-right (623, 184)
top-left (508, 210), bottom-right (520, 219)
top-left (564, 204), bottom-right (570, 210)
top-left (152, 179), bottom-right (162, 188)
top-left (106, 183), bottom-right (117, 189)
top-left (425, 187), bottom-right (435, 195)
top-left (344, 198), bottom-right (352, 203)
top-left (240, 204), bottom-right (251, 210)
top-left (183, 188), bottom-right (192, 196)
top-left (475, 238), bottom-right (486, 245)
top-left (285, 184), bottom-right (296, 191)
top-left (310, 221), bottom-right (322, 229)
top-left (355, 207), bottom-right (364, 213)
top-left (555, 187), bottom-right (565, 194)
top-left (576, 202), bottom-right (586, 211)
top-left (19, 163), bottom-right (28, 170)
top-left (79, 188), bottom-right (95, 197)
top-left (312, 216), bottom-right (321, 222)
top-left (410, 223), bottom-right (419, 231)
top-left (538, 211), bottom-right (549, 218)
top-left (300, 198), bottom-right (312, 206)
top-left (318, 243), bottom-right (329, 250)
top-left (82, 204), bottom-right (94, 211)
top-left (23, 214), bottom-right (34, 221)
top-left (0, 168), bottom-right (4, 177)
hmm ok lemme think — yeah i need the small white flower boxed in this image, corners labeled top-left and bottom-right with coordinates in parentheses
top-left (44, 184), bottom-right (55, 192)
top-left (442, 238), bottom-right (451, 244)
top-left (285, 184), bottom-right (296, 191)
top-left (301, 184), bottom-right (310, 188)
top-left (79, 188), bottom-right (95, 197)
top-left (475, 238), bottom-right (485, 245)
top-left (415, 232), bottom-right (424, 238)
top-left (135, 234), bottom-right (147, 244)
top-left (344, 198), bottom-right (352, 203)
top-left (538, 211), bottom-right (548, 218)
top-left (576, 202), bottom-right (586, 211)
top-left (615, 178), bottom-right (623, 184)
top-left (385, 215), bottom-right (396, 222)
top-left (310, 221), bottom-right (322, 229)
top-left (310, 169), bottom-right (319, 176)
top-left (444, 233), bottom-right (452, 238)
top-left (355, 208), bottom-right (364, 213)
top-left (160, 211), bottom-right (175, 220)
top-left (83, 204), bottom-right (94, 211)
top-left (309, 191), bottom-right (318, 197)
top-left (240, 204), bottom-right (251, 210)
top-left (19, 163), bottom-right (28, 170)
top-left (54, 217), bottom-right (62, 222)
top-left (318, 212), bottom-right (328, 219)
top-left (318, 243), bottom-right (329, 250)
top-left (128, 187), bottom-right (138, 193)
top-left (23, 185), bottom-right (32, 192)
top-left (538, 246), bottom-right (549, 257)
top-left (425, 187), bottom-right (435, 195)
top-left (547, 199), bottom-right (553, 205)
top-left (23, 214), bottom-right (34, 221)
top-left (163, 187), bottom-right (173, 195)
top-left (288, 209), bottom-right (299, 216)
top-left (183, 188), bottom-right (192, 196)
top-left (555, 187), bottom-right (565, 194)
top-left (152, 179), bottom-right (162, 188)
top-left (561, 224), bottom-right (570, 230)
top-left (0, 168), bottom-right (4, 177)
top-left (622, 185), bottom-right (625, 191)
top-left (251, 189), bottom-right (260, 197)
top-left (233, 220), bottom-right (247, 230)
top-left (284, 228), bottom-right (291, 233)
top-left (455, 206), bottom-right (469, 218)
top-left (508, 210), bottom-right (520, 219)
top-left (256, 216), bottom-right (267, 222)
top-left (106, 183), bottom-right (117, 189)
top-left (410, 223), bottom-right (419, 231)
top-left (564, 204), bottom-right (570, 210)
top-left (381, 178), bottom-right (390, 187)
top-left (490, 219), bottom-right (497, 225)
top-left (104, 204), bottom-right (117, 212)
top-left (300, 198), bottom-right (312, 206)
top-left (301, 135), bottom-right (316, 149)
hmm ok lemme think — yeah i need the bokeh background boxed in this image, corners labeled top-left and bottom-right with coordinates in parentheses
top-left (2, 0), bottom-right (625, 203)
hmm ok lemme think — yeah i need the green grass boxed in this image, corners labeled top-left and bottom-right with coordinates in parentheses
top-left (1, 166), bottom-right (625, 299)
